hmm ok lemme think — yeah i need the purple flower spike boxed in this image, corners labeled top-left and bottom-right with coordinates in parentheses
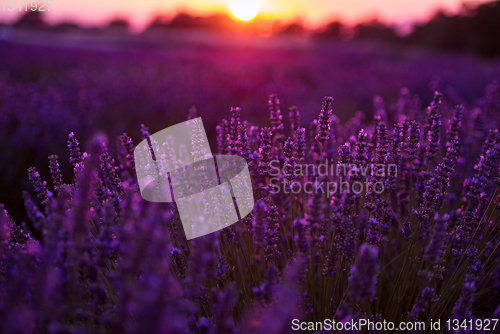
top-left (401, 217), bottom-right (411, 241)
top-left (283, 137), bottom-right (296, 183)
top-left (229, 107), bottom-right (241, 155)
top-left (170, 247), bottom-right (186, 279)
top-left (348, 243), bottom-right (379, 303)
top-left (289, 106), bottom-right (301, 135)
top-left (253, 200), bottom-right (268, 250)
top-left (451, 275), bottom-right (476, 321)
top-left (293, 128), bottom-right (306, 165)
top-left (293, 218), bottom-right (309, 255)
top-left (269, 93), bottom-right (284, 139)
top-left (408, 287), bottom-right (436, 321)
top-left (68, 132), bottom-right (83, 169)
top-left (315, 96), bottom-right (334, 144)
top-left (258, 127), bottom-right (273, 179)
top-left (265, 205), bottom-right (281, 261)
top-left (48, 155), bottom-right (63, 191)
top-left (216, 119), bottom-right (230, 155)
top-left (28, 167), bottom-right (47, 202)
top-left (367, 218), bottom-right (381, 247)
top-left (407, 121), bottom-right (420, 162)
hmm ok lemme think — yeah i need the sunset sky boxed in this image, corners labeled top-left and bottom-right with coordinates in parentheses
top-left (0, 0), bottom-right (491, 31)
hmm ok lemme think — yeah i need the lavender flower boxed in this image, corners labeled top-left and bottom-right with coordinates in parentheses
top-left (140, 123), bottom-right (150, 139)
top-left (170, 247), bottom-right (186, 279)
top-left (293, 128), bottom-right (306, 165)
top-left (68, 131), bottom-right (83, 169)
top-left (289, 106), bottom-right (301, 135)
top-left (338, 142), bottom-right (352, 165)
top-left (375, 122), bottom-right (389, 164)
top-left (451, 275), bottom-right (476, 321)
top-left (309, 119), bottom-right (320, 163)
top-left (265, 205), bottom-right (281, 261)
top-left (223, 226), bottom-right (235, 244)
top-left (307, 180), bottom-right (324, 248)
top-left (252, 265), bottom-right (279, 305)
top-left (23, 191), bottom-right (45, 232)
top-left (467, 246), bottom-right (479, 274)
top-left (367, 217), bottom-right (381, 247)
top-left (323, 235), bottom-right (341, 276)
top-left (99, 143), bottom-right (124, 198)
top-left (424, 214), bottom-right (448, 265)
top-left (229, 107), bottom-right (241, 155)
top-left (407, 121), bottom-right (420, 162)
top-left (269, 94), bottom-right (284, 140)
top-left (408, 287), bottom-right (436, 321)
top-left (6, 85), bottom-right (500, 331)
top-left (348, 243), bottom-right (379, 303)
top-left (390, 123), bottom-right (404, 167)
top-left (426, 107), bottom-right (441, 162)
top-left (187, 105), bottom-right (197, 120)
top-left (401, 217), bottom-right (411, 241)
top-left (117, 133), bottom-right (135, 174)
top-left (424, 91), bottom-right (442, 142)
top-left (294, 219), bottom-right (309, 255)
top-left (48, 155), bottom-right (63, 191)
top-left (242, 212), bottom-right (255, 236)
top-left (343, 217), bottom-right (357, 263)
top-left (315, 96), bottom-right (334, 145)
top-left (283, 137), bottom-right (296, 183)
top-left (0, 204), bottom-right (14, 253)
top-left (354, 129), bottom-right (368, 166)
top-left (258, 127), bottom-right (273, 179)
top-left (28, 166), bottom-right (47, 201)
top-left (253, 200), bottom-right (267, 250)
top-left (238, 124), bottom-right (254, 169)
top-left (303, 292), bottom-right (314, 314)
top-left (447, 105), bottom-right (463, 143)
top-left (211, 288), bottom-right (238, 334)
top-left (216, 119), bottom-right (230, 154)
top-left (217, 255), bottom-right (235, 282)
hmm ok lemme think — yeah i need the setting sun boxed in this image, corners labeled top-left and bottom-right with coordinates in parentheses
top-left (228, 0), bottom-right (260, 21)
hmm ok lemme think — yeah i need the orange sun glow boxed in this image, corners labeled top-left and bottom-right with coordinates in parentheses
top-left (228, 0), bottom-right (260, 21)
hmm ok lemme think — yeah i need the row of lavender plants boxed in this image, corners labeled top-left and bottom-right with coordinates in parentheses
top-left (2, 84), bottom-right (500, 333)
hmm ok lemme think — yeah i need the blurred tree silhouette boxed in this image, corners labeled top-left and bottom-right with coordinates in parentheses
top-left (8, 0), bottom-right (500, 58)
top-left (145, 12), bottom-right (266, 35)
top-left (13, 11), bottom-right (46, 29)
top-left (107, 19), bottom-right (129, 30)
top-left (316, 21), bottom-right (343, 39)
top-left (408, 0), bottom-right (500, 57)
top-left (316, 1), bottom-right (500, 58)
top-left (278, 22), bottom-right (307, 36)
top-left (354, 20), bottom-right (399, 43)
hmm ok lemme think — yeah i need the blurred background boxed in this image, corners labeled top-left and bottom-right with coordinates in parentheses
top-left (1, 0), bottom-right (500, 225)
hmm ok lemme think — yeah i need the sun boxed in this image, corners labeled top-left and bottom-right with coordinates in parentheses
top-left (228, 0), bottom-right (260, 22)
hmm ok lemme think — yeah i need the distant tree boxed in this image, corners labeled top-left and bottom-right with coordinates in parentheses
top-left (354, 20), bottom-right (399, 43)
top-left (167, 12), bottom-right (200, 29)
top-left (468, 0), bottom-right (500, 57)
top-left (146, 16), bottom-right (166, 30)
top-left (107, 19), bottom-right (129, 30)
top-left (279, 22), bottom-right (306, 36)
top-left (145, 12), bottom-right (259, 34)
top-left (13, 11), bottom-right (45, 29)
top-left (316, 21), bottom-right (342, 39)
top-left (407, 0), bottom-right (500, 58)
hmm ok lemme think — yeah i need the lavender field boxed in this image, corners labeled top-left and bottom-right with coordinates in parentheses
top-left (1, 33), bottom-right (500, 333)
